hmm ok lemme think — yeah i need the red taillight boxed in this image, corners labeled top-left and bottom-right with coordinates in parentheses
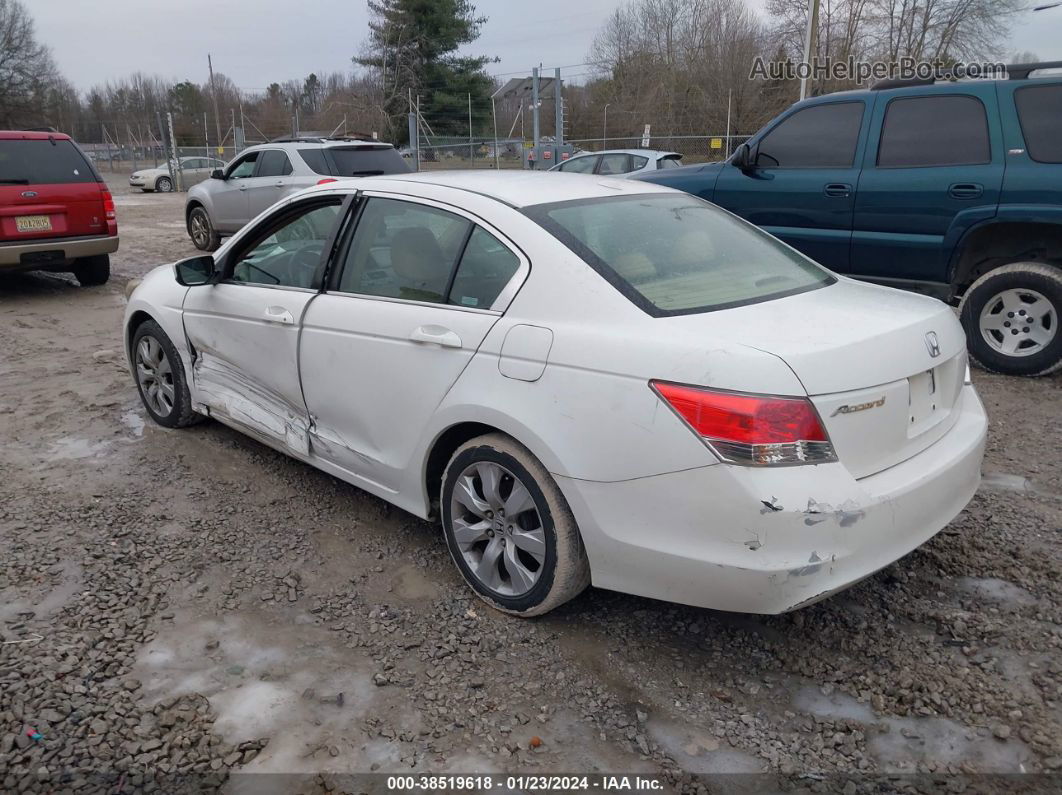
top-left (100, 186), bottom-right (115, 220)
top-left (651, 381), bottom-right (835, 466)
top-left (317, 178), bottom-right (338, 185)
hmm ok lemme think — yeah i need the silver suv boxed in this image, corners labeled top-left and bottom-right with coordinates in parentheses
top-left (184, 138), bottom-right (410, 251)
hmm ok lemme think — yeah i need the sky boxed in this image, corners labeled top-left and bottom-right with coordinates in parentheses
top-left (29, 0), bottom-right (1062, 94)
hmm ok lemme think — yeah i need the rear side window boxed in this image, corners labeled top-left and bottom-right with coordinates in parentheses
top-left (878, 96), bottom-right (990, 167)
top-left (448, 227), bottom-right (521, 308)
top-left (598, 153), bottom-right (631, 175)
top-left (337, 198), bottom-right (470, 302)
top-left (659, 156), bottom-right (682, 169)
top-left (1015, 84), bottom-right (1062, 163)
top-left (258, 150), bottom-right (293, 177)
top-left (525, 194), bottom-right (834, 316)
top-left (630, 155), bottom-right (648, 170)
top-left (0, 139), bottom-right (97, 184)
top-left (298, 148), bottom-right (330, 174)
top-left (300, 146), bottom-right (411, 177)
top-left (757, 102), bottom-right (864, 168)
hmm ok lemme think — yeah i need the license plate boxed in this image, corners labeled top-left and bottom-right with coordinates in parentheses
top-left (15, 215), bottom-right (52, 233)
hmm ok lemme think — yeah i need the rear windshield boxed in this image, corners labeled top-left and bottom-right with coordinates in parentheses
top-left (298, 145), bottom-right (411, 177)
top-left (0, 139), bottom-right (98, 185)
top-left (524, 194), bottom-right (834, 316)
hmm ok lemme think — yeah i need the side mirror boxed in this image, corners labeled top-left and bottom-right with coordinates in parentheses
top-left (733, 143), bottom-right (756, 171)
top-left (174, 255), bottom-right (216, 286)
top-left (210, 169), bottom-right (225, 180)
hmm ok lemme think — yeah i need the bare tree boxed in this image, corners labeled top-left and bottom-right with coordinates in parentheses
top-left (0, 0), bottom-right (61, 127)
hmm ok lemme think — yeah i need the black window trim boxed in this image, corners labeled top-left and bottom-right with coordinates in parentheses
top-left (217, 193), bottom-right (352, 291)
top-left (521, 194), bottom-right (836, 319)
top-left (326, 192), bottom-right (529, 312)
top-left (753, 100), bottom-right (867, 170)
top-left (1013, 83), bottom-right (1062, 165)
top-left (875, 93), bottom-right (992, 169)
top-left (225, 150), bottom-right (260, 179)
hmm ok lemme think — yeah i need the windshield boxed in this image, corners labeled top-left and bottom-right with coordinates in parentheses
top-left (524, 194), bottom-right (834, 316)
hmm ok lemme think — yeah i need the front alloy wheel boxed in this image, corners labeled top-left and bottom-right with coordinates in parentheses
top-left (130, 320), bottom-right (201, 428)
top-left (156, 176), bottom-right (173, 192)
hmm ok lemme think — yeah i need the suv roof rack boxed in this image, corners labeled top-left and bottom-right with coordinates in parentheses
top-left (269, 135), bottom-right (327, 143)
top-left (871, 60), bottom-right (1062, 90)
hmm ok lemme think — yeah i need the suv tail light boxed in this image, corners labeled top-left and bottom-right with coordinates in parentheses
top-left (316, 178), bottom-right (338, 185)
top-left (650, 381), bottom-right (836, 466)
top-left (99, 185), bottom-right (117, 235)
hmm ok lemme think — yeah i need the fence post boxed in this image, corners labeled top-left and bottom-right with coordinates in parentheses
top-left (166, 112), bottom-right (182, 191)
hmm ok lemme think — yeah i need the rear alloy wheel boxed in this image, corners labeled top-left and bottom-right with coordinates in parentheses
top-left (960, 262), bottom-right (1062, 377)
top-left (131, 320), bottom-right (201, 428)
top-left (155, 176), bottom-right (173, 193)
top-left (188, 206), bottom-right (220, 251)
top-left (72, 254), bottom-right (110, 286)
top-left (441, 433), bottom-right (590, 617)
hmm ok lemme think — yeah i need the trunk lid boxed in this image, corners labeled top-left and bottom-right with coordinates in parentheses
top-left (0, 136), bottom-right (110, 243)
top-left (663, 279), bottom-right (968, 478)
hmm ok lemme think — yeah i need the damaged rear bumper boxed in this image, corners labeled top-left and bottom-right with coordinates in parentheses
top-left (556, 385), bottom-right (987, 614)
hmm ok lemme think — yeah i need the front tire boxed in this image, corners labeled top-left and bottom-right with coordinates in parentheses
top-left (73, 254), bottom-right (110, 286)
top-left (130, 320), bottom-right (201, 428)
top-left (155, 176), bottom-right (173, 193)
top-left (959, 262), bottom-right (1062, 377)
top-left (188, 206), bottom-right (221, 251)
top-left (441, 434), bottom-right (590, 617)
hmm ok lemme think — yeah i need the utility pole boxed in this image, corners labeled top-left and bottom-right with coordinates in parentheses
top-left (468, 93), bottom-right (474, 163)
top-left (554, 68), bottom-right (563, 149)
top-left (800, 0), bottom-right (820, 101)
top-left (602, 103), bottom-right (611, 147)
top-left (531, 66), bottom-right (540, 167)
top-left (207, 54), bottom-right (223, 149)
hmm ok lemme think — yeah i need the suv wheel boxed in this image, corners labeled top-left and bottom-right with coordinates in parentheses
top-left (441, 433), bottom-right (590, 617)
top-left (960, 262), bottom-right (1062, 377)
top-left (73, 254), bottom-right (110, 286)
top-left (188, 206), bottom-right (220, 251)
top-left (155, 176), bottom-right (173, 193)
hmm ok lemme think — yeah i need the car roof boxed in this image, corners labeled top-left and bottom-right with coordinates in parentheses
top-left (245, 139), bottom-right (395, 152)
top-left (0, 130), bottom-right (73, 141)
top-left (312, 169), bottom-right (678, 208)
top-left (571, 149), bottom-right (679, 158)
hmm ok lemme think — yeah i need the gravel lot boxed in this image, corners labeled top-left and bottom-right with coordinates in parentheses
top-left (1, 177), bottom-right (1060, 794)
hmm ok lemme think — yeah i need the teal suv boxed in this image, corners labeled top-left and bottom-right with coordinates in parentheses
top-left (638, 62), bottom-right (1062, 376)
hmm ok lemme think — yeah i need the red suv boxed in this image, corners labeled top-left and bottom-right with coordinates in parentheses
top-left (0, 131), bottom-right (119, 285)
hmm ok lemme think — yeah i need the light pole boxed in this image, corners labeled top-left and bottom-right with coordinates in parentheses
top-left (799, 0), bottom-right (821, 101)
top-left (602, 103), bottom-right (611, 148)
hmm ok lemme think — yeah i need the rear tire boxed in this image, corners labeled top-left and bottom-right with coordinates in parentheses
top-left (188, 206), bottom-right (221, 251)
top-left (155, 176), bottom-right (173, 193)
top-left (73, 254), bottom-right (110, 286)
top-left (441, 433), bottom-right (590, 617)
top-left (959, 262), bottom-right (1062, 377)
top-left (130, 320), bottom-right (201, 428)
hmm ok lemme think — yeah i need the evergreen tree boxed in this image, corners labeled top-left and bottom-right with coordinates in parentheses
top-left (355, 0), bottom-right (495, 140)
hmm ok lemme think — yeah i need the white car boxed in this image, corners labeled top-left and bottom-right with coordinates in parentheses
top-left (549, 149), bottom-right (682, 177)
top-left (123, 172), bottom-right (987, 617)
top-left (129, 157), bottom-right (226, 193)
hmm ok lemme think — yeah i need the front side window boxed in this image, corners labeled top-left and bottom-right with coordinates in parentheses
top-left (559, 155), bottom-right (597, 173)
top-left (757, 102), bottom-right (865, 168)
top-left (338, 198), bottom-right (470, 302)
top-left (878, 95), bottom-right (990, 167)
top-left (598, 153), bottom-right (631, 175)
top-left (257, 150), bottom-right (293, 177)
top-left (227, 152), bottom-right (259, 179)
top-left (1015, 84), bottom-right (1062, 163)
top-left (524, 194), bottom-right (834, 316)
top-left (230, 202), bottom-right (341, 288)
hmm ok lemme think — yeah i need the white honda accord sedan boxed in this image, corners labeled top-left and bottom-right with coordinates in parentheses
top-left (124, 171), bottom-right (987, 616)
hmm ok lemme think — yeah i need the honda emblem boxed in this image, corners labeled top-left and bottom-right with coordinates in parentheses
top-left (925, 331), bottom-right (941, 358)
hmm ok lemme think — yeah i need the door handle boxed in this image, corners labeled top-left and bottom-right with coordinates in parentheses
top-left (238, 184), bottom-right (247, 191)
top-left (263, 305), bottom-right (294, 325)
top-left (409, 325), bottom-right (462, 348)
top-left (949, 183), bottom-right (983, 199)
top-left (274, 180), bottom-right (284, 187)
top-left (823, 183), bottom-right (852, 197)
